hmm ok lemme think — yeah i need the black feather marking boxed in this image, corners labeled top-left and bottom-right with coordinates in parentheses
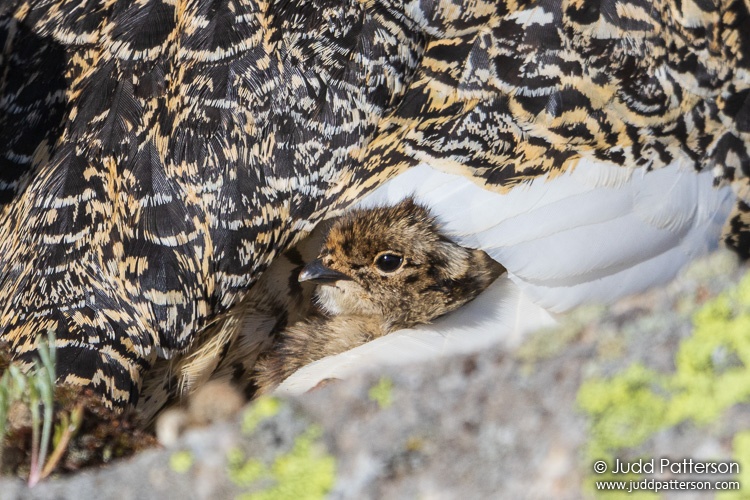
top-left (724, 89), bottom-right (750, 133)
top-left (183, 0), bottom-right (258, 54)
top-left (129, 142), bottom-right (195, 242)
top-left (98, 79), bottom-right (142, 155)
top-left (0, 20), bottom-right (68, 204)
top-left (109, 0), bottom-right (175, 53)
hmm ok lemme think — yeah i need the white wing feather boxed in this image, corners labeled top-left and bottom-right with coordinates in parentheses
top-left (276, 158), bottom-right (735, 395)
top-left (355, 158), bottom-right (734, 311)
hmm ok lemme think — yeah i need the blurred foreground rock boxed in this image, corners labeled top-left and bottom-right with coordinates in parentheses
top-left (1, 250), bottom-right (749, 499)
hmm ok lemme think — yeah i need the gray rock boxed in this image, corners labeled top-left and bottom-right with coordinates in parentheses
top-left (2, 251), bottom-right (748, 499)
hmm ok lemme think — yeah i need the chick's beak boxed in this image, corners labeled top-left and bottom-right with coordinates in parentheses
top-left (298, 258), bottom-right (352, 284)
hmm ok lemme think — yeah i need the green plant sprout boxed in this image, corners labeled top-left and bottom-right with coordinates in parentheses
top-left (0, 332), bottom-right (85, 486)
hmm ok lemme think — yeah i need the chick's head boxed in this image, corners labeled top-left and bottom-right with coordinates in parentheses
top-left (300, 199), bottom-right (505, 330)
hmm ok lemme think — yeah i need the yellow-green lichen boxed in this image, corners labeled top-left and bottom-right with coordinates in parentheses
top-left (667, 276), bottom-right (750, 424)
top-left (170, 450), bottom-right (194, 474)
top-left (228, 426), bottom-right (336, 500)
top-left (578, 272), bottom-right (750, 495)
top-left (228, 448), bottom-right (266, 487)
top-left (368, 377), bottom-right (393, 409)
top-left (242, 397), bottom-right (281, 435)
top-left (717, 431), bottom-right (750, 500)
top-left (578, 364), bottom-right (668, 458)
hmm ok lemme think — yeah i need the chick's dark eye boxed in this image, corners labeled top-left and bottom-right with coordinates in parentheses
top-left (374, 253), bottom-right (403, 273)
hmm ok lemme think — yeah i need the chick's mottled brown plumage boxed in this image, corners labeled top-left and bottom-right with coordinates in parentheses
top-left (253, 199), bottom-right (505, 393)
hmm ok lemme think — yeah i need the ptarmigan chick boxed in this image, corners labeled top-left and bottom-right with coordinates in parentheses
top-left (253, 198), bottom-right (506, 394)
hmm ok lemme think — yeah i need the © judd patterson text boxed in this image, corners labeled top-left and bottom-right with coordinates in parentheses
top-left (593, 458), bottom-right (739, 475)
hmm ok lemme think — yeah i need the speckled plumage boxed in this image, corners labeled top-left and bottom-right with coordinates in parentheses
top-left (0, 0), bottom-right (749, 407)
top-left (137, 234), bottom-right (321, 419)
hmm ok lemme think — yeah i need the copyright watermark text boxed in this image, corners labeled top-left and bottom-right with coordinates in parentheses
top-left (592, 458), bottom-right (740, 493)
top-left (594, 479), bottom-right (739, 493)
top-left (593, 458), bottom-right (739, 475)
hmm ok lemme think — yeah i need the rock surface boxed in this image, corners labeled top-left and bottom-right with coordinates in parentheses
top-left (1, 251), bottom-right (749, 499)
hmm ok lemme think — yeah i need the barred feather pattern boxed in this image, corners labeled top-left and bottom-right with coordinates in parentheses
top-left (0, 0), bottom-right (748, 407)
